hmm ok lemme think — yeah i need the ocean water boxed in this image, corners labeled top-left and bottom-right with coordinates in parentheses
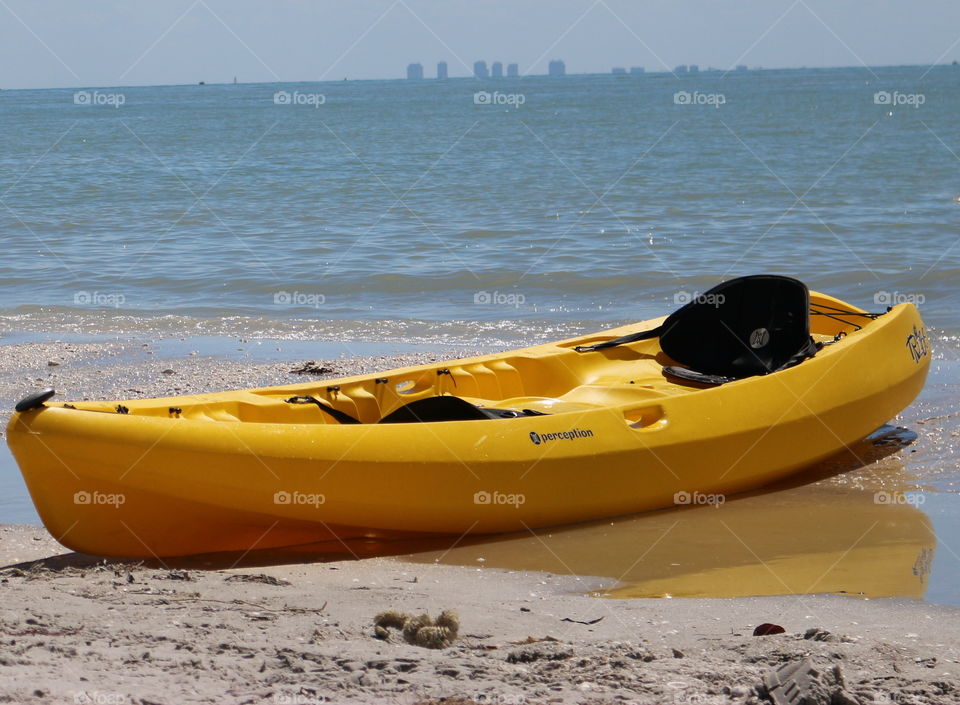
top-left (2, 66), bottom-right (960, 603)
top-left (0, 65), bottom-right (958, 341)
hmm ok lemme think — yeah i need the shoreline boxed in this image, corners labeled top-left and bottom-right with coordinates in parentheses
top-left (1, 336), bottom-right (959, 703)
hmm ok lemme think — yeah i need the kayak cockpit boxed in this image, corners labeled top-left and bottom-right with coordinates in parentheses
top-left (15, 278), bottom-right (885, 427)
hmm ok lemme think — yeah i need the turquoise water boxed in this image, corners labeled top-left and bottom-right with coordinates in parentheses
top-left (1, 66), bottom-right (958, 338)
top-left (2, 66), bottom-right (960, 603)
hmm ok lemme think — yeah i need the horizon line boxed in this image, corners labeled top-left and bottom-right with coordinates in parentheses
top-left (0, 61), bottom-right (955, 93)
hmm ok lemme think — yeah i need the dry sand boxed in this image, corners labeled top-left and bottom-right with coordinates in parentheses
top-left (1, 338), bottom-right (958, 704)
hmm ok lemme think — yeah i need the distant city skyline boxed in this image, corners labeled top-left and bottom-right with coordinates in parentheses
top-left (415, 57), bottom-right (802, 81)
top-left (0, 0), bottom-right (958, 89)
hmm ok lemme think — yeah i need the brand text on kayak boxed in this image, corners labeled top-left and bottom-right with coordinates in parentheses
top-left (906, 325), bottom-right (929, 364)
top-left (529, 429), bottom-right (595, 445)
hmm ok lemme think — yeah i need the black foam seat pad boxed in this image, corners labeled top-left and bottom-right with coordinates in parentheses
top-left (378, 396), bottom-right (546, 423)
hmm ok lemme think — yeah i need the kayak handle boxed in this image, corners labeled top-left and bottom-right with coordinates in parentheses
top-left (15, 388), bottom-right (56, 412)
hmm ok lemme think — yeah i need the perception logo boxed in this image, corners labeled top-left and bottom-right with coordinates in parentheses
top-left (749, 327), bottom-right (770, 349)
top-left (530, 429), bottom-right (594, 445)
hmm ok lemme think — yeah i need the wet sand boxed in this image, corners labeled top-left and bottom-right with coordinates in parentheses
top-left (1, 522), bottom-right (959, 705)
top-left (1, 338), bottom-right (958, 704)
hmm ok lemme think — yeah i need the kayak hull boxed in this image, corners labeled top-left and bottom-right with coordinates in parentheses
top-left (7, 296), bottom-right (930, 557)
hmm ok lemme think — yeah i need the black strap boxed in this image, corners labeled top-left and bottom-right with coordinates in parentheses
top-left (487, 408), bottom-right (549, 418)
top-left (662, 335), bottom-right (820, 386)
top-left (775, 336), bottom-right (821, 371)
top-left (285, 395), bottom-right (361, 424)
top-left (663, 366), bottom-right (737, 386)
top-left (574, 324), bottom-right (664, 353)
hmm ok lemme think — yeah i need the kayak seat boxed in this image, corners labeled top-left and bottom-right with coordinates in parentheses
top-left (378, 395), bottom-right (547, 423)
top-left (577, 275), bottom-right (820, 385)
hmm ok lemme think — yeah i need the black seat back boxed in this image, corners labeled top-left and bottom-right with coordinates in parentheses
top-left (576, 275), bottom-right (819, 381)
top-left (659, 275), bottom-right (817, 377)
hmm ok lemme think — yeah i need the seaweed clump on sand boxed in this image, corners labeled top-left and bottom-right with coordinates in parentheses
top-left (373, 609), bottom-right (460, 649)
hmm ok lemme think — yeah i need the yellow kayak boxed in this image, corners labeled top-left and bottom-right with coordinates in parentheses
top-left (6, 276), bottom-right (931, 557)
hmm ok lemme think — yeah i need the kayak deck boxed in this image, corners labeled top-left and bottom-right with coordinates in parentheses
top-left (51, 331), bottom-right (839, 426)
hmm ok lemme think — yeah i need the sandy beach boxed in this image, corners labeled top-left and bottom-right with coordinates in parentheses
top-left (1, 339), bottom-right (959, 704)
top-left (2, 522), bottom-right (959, 705)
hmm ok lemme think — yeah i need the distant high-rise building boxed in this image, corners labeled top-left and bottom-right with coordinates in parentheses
top-left (630, 67), bottom-right (645, 75)
top-left (548, 60), bottom-right (566, 77)
top-left (474, 60), bottom-right (489, 79)
top-left (674, 65), bottom-right (688, 74)
top-left (491, 61), bottom-right (503, 78)
top-left (437, 61), bottom-right (448, 79)
top-left (736, 64), bottom-right (748, 72)
top-left (407, 63), bottom-right (423, 80)
top-left (689, 64), bottom-right (699, 74)
top-left (612, 67), bottom-right (626, 75)
top-left (507, 63), bottom-right (519, 77)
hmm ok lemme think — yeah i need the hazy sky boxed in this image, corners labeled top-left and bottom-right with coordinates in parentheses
top-left (1, 0), bottom-right (958, 89)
